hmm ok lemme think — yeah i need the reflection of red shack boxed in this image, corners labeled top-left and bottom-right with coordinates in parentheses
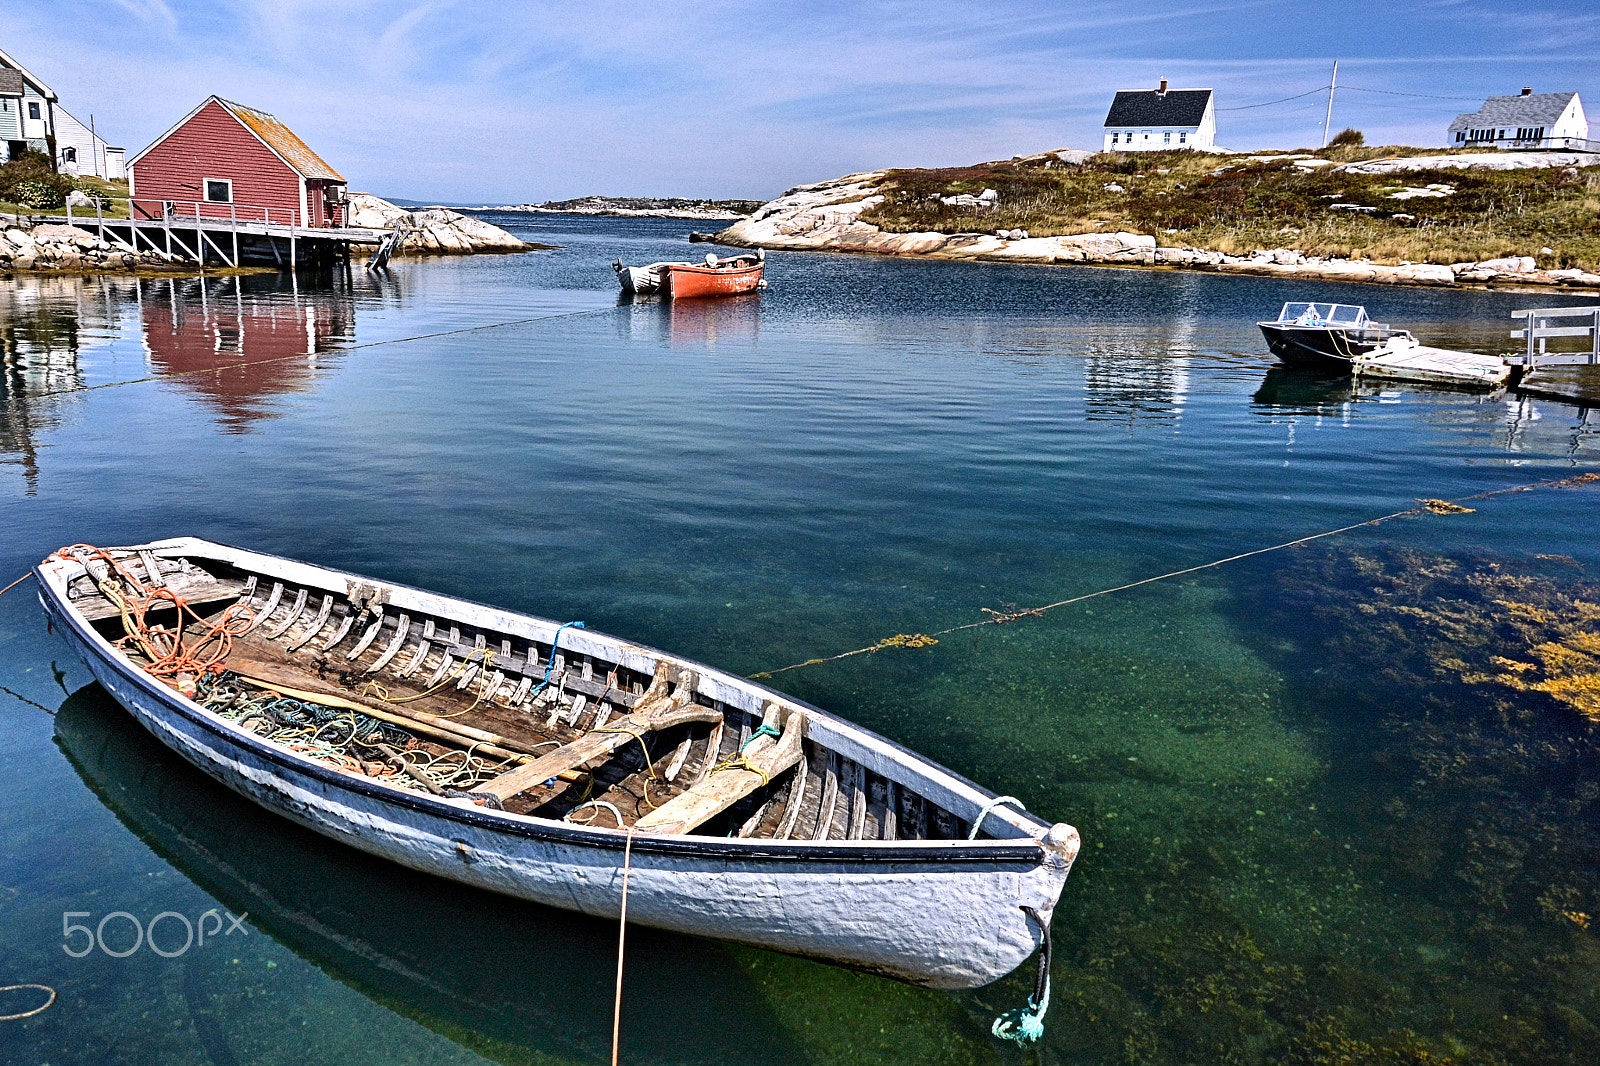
top-left (128, 96), bottom-right (347, 227)
top-left (140, 278), bottom-right (351, 431)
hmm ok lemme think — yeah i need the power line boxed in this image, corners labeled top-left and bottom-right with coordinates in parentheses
top-left (1342, 86), bottom-right (1484, 102)
top-left (1217, 86), bottom-right (1331, 111)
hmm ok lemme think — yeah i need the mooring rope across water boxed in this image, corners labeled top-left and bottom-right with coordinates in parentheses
top-left (750, 473), bottom-right (1600, 679)
top-left (24, 304), bottom-right (617, 400)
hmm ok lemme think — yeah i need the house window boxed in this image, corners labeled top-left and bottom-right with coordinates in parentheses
top-left (1455, 131), bottom-right (1465, 142)
top-left (204, 179), bottom-right (232, 203)
top-left (1110, 132), bottom-right (1118, 144)
top-left (63, 147), bottom-right (75, 162)
top-left (1179, 131), bottom-right (1187, 144)
top-left (1164, 131), bottom-right (1171, 143)
top-left (27, 102), bottom-right (40, 120)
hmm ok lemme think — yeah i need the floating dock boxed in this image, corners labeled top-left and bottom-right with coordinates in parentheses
top-left (1349, 338), bottom-right (1512, 388)
top-left (1343, 305), bottom-right (1599, 391)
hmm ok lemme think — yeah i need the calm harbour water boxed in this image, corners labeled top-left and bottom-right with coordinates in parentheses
top-left (3, 214), bottom-right (1600, 1065)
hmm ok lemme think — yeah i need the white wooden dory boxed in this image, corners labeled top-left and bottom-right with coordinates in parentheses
top-left (34, 537), bottom-right (1080, 989)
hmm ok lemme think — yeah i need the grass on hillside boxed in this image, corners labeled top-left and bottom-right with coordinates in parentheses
top-left (859, 148), bottom-right (1600, 270)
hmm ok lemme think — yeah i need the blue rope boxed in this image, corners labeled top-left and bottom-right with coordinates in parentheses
top-left (530, 621), bottom-right (586, 700)
top-left (967, 795), bottom-right (1025, 839)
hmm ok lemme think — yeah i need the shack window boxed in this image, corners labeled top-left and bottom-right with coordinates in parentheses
top-left (28, 102), bottom-right (40, 120)
top-left (63, 147), bottom-right (76, 162)
top-left (205, 179), bottom-right (232, 203)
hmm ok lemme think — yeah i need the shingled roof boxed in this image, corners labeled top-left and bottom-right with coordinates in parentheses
top-left (1448, 92), bottom-right (1579, 132)
top-left (217, 98), bottom-right (345, 182)
top-left (1104, 89), bottom-right (1212, 128)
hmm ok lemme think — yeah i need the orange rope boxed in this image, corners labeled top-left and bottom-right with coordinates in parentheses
top-left (52, 545), bottom-right (255, 681)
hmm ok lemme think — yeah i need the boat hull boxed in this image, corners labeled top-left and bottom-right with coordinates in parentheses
top-left (1258, 323), bottom-right (1379, 368)
top-left (662, 262), bottom-right (763, 299)
top-left (35, 543), bottom-right (1074, 990)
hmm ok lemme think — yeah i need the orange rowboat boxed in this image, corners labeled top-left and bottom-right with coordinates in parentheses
top-left (661, 252), bottom-right (765, 299)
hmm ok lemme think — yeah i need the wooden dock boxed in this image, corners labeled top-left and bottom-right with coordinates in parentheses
top-left (1341, 305), bottom-right (1599, 391)
top-left (39, 196), bottom-right (389, 269)
top-left (1350, 339), bottom-right (1512, 388)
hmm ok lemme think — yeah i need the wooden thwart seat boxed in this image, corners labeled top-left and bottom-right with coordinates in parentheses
top-left (472, 662), bottom-right (716, 802)
top-left (634, 700), bottom-right (806, 836)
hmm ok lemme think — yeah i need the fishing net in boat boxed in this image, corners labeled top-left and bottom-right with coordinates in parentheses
top-left (196, 671), bottom-right (520, 798)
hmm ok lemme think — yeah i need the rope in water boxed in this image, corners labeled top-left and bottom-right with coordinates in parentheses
top-left (749, 473), bottom-right (1600, 679)
top-left (20, 305), bottom-right (616, 400)
top-left (612, 825), bottom-right (637, 1066)
top-left (0, 984), bottom-right (56, 1021)
top-left (992, 908), bottom-right (1051, 1044)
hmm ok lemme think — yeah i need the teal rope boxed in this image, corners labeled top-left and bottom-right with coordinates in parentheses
top-left (993, 905), bottom-right (1052, 1044)
top-left (740, 723), bottom-right (780, 752)
top-left (993, 976), bottom-right (1050, 1044)
top-left (530, 621), bottom-right (586, 700)
top-left (967, 795), bottom-right (1024, 840)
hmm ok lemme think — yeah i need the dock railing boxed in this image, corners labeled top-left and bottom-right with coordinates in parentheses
top-left (1510, 306), bottom-right (1600, 367)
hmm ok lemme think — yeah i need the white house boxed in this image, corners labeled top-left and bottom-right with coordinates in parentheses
top-left (0, 45), bottom-right (57, 163)
top-left (52, 104), bottom-right (122, 179)
top-left (1103, 80), bottom-right (1215, 152)
top-left (1447, 89), bottom-right (1590, 151)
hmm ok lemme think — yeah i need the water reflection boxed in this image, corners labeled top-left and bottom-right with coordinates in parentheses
top-left (0, 276), bottom-right (109, 494)
top-left (612, 292), bottom-right (765, 349)
top-left (1083, 354), bottom-right (1190, 427)
top-left (1252, 365), bottom-right (1600, 459)
top-left (138, 275), bottom-right (355, 432)
top-left (53, 685), bottom-right (799, 1066)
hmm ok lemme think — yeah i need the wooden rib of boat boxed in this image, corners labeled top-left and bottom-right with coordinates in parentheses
top-left (661, 252), bottom-right (765, 299)
top-left (35, 538), bottom-right (1080, 989)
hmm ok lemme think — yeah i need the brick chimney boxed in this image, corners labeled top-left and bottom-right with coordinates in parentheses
top-left (1522, 86), bottom-right (1533, 95)
top-left (1159, 78), bottom-right (1169, 94)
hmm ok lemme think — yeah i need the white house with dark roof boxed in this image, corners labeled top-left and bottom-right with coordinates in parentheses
top-left (1103, 80), bottom-right (1215, 152)
top-left (1447, 89), bottom-right (1590, 151)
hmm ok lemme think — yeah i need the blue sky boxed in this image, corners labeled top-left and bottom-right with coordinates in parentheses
top-left (9, 1), bottom-right (1598, 202)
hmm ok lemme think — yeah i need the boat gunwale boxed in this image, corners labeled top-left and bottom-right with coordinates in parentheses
top-left (35, 541), bottom-right (1054, 866)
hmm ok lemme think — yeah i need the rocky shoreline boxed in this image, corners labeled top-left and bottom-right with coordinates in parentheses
top-left (714, 171), bottom-right (1600, 291)
top-left (1, 219), bottom-right (196, 274)
top-left (347, 194), bottom-right (531, 254)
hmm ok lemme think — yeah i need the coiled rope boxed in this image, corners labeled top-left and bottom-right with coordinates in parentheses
top-left (0, 984), bottom-right (56, 1021)
top-left (750, 473), bottom-right (1600, 679)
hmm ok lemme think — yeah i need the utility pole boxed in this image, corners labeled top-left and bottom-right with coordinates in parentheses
top-left (1321, 60), bottom-right (1339, 147)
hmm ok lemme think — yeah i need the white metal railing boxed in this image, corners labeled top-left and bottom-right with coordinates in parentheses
top-left (58, 195), bottom-right (353, 230)
top-left (1510, 306), bottom-right (1600, 366)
